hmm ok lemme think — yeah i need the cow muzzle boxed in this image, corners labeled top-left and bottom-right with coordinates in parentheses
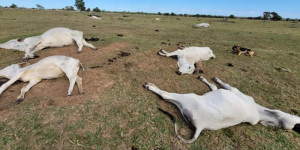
top-left (176, 71), bottom-right (182, 75)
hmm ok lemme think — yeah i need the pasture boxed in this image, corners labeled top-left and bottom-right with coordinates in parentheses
top-left (0, 8), bottom-right (300, 149)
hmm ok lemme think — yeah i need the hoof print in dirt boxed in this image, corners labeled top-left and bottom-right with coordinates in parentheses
top-left (227, 63), bottom-right (234, 67)
top-left (118, 51), bottom-right (131, 57)
top-left (117, 33), bottom-right (124, 37)
top-left (155, 29), bottom-right (159, 32)
top-left (92, 25), bottom-right (96, 27)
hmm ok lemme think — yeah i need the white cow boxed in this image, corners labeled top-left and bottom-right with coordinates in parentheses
top-left (158, 47), bottom-right (216, 75)
top-left (0, 55), bottom-right (84, 103)
top-left (89, 16), bottom-right (102, 20)
top-left (0, 27), bottom-right (97, 60)
top-left (144, 76), bottom-right (300, 143)
top-left (195, 23), bottom-right (210, 28)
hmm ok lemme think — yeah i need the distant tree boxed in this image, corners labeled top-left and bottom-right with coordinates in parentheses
top-left (93, 7), bottom-right (100, 12)
top-left (75, 0), bottom-right (85, 11)
top-left (170, 12), bottom-right (176, 16)
top-left (194, 14), bottom-right (200, 18)
top-left (10, 3), bottom-right (17, 8)
top-left (36, 4), bottom-right (45, 9)
top-left (270, 12), bottom-right (282, 21)
top-left (158, 12), bottom-right (161, 15)
top-left (229, 14), bottom-right (235, 18)
top-left (86, 8), bottom-right (90, 12)
top-left (64, 6), bottom-right (75, 11)
top-left (263, 12), bottom-right (271, 20)
top-left (286, 18), bottom-right (290, 21)
top-left (163, 13), bottom-right (170, 16)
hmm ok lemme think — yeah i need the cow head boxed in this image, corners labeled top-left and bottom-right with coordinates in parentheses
top-left (0, 62), bottom-right (29, 79)
top-left (176, 59), bottom-right (195, 75)
top-left (0, 39), bottom-right (28, 51)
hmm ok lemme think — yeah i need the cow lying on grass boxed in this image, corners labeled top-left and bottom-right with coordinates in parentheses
top-left (144, 76), bottom-right (300, 143)
top-left (0, 56), bottom-right (84, 103)
top-left (0, 27), bottom-right (97, 60)
top-left (158, 47), bottom-right (215, 75)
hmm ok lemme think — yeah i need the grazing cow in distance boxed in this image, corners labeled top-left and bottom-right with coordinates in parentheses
top-left (158, 47), bottom-right (215, 75)
top-left (0, 55), bottom-right (84, 103)
top-left (144, 76), bottom-right (300, 143)
top-left (0, 27), bottom-right (98, 60)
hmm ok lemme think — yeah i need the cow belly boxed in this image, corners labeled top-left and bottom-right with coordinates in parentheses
top-left (21, 65), bottom-right (64, 81)
top-left (43, 36), bottom-right (74, 47)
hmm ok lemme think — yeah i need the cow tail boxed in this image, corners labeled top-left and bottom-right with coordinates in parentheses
top-left (79, 62), bottom-right (86, 71)
top-left (158, 108), bottom-right (201, 143)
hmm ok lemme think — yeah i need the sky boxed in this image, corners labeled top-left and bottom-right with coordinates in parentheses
top-left (0, 0), bottom-right (299, 18)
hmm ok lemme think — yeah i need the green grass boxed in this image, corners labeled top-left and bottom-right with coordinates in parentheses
top-left (0, 8), bottom-right (300, 149)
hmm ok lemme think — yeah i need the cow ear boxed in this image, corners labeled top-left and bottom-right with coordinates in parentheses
top-left (18, 62), bottom-right (30, 68)
top-left (292, 124), bottom-right (300, 134)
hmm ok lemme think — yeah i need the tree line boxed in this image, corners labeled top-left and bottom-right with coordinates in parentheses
top-left (3, 1), bottom-right (299, 22)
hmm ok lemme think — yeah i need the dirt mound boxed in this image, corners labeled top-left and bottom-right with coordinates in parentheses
top-left (0, 42), bottom-right (129, 112)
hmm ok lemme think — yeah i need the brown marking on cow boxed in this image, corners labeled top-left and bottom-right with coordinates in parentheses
top-left (18, 62), bottom-right (31, 68)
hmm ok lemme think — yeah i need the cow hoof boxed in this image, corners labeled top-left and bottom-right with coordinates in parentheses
top-left (143, 83), bottom-right (156, 89)
top-left (197, 76), bottom-right (204, 81)
top-left (15, 98), bottom-right (24, 104)
top-left (77, 51), bottom-right (82, 54)
top-left (33, 54), bottom-right (40, 58)
top-left (143, 83), bottom-right (148, 89)
top-left (199, 70), bottom-right (204, 74)
top-left (80, 92), bottom-right (85, 95)
top-left (212, 77), bottom-right (218, 82)
top-left (67, 94), bottom-right (72, 96)
top-left (94, 47), bottom-right (98, 50)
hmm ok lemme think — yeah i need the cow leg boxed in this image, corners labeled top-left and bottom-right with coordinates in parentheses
top-left (73, 38), bottom-right (84, 53)
top-left (76, 75), bottom-right (84, 94)
top-left (144, 83), bottom-right (193, 107)
top-left (197, 76), bottom-right (217, 91)
top-left (212, 77), bottom-right (232, 90)
top-left (194, 61), bottom-right (204, 74)
top-left (60, 64), bottom-right (80, 96)
top-left (81, 38), bottom-right (97, 50)
top-left (158, 49), bottom-right (181, 57)
top-left (16, 79), bottom-right (41, 103)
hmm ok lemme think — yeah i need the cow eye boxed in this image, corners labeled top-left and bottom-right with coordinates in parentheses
top-left (189, 67), bottom-right (191, 69)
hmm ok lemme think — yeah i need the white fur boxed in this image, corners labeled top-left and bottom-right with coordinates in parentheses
top-left (0, 55), bottom-right (84, 102)
top-left (89, 16), bottom-right (102, 20)
top-left (144, 77), bottom-right (300, 143)
top-left (158, 47), bottom-right (216, 74)
top-left (0, 27), bottom-right (97, 59)
top-left (195, 23), bottom-right (210, 28)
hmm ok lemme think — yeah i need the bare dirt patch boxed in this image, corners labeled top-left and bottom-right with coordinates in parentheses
top-left (0, 42), bottom-right (130, 112)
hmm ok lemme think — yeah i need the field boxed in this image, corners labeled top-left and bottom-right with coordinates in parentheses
top-left (0, 8), bottom-right (300, 149)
